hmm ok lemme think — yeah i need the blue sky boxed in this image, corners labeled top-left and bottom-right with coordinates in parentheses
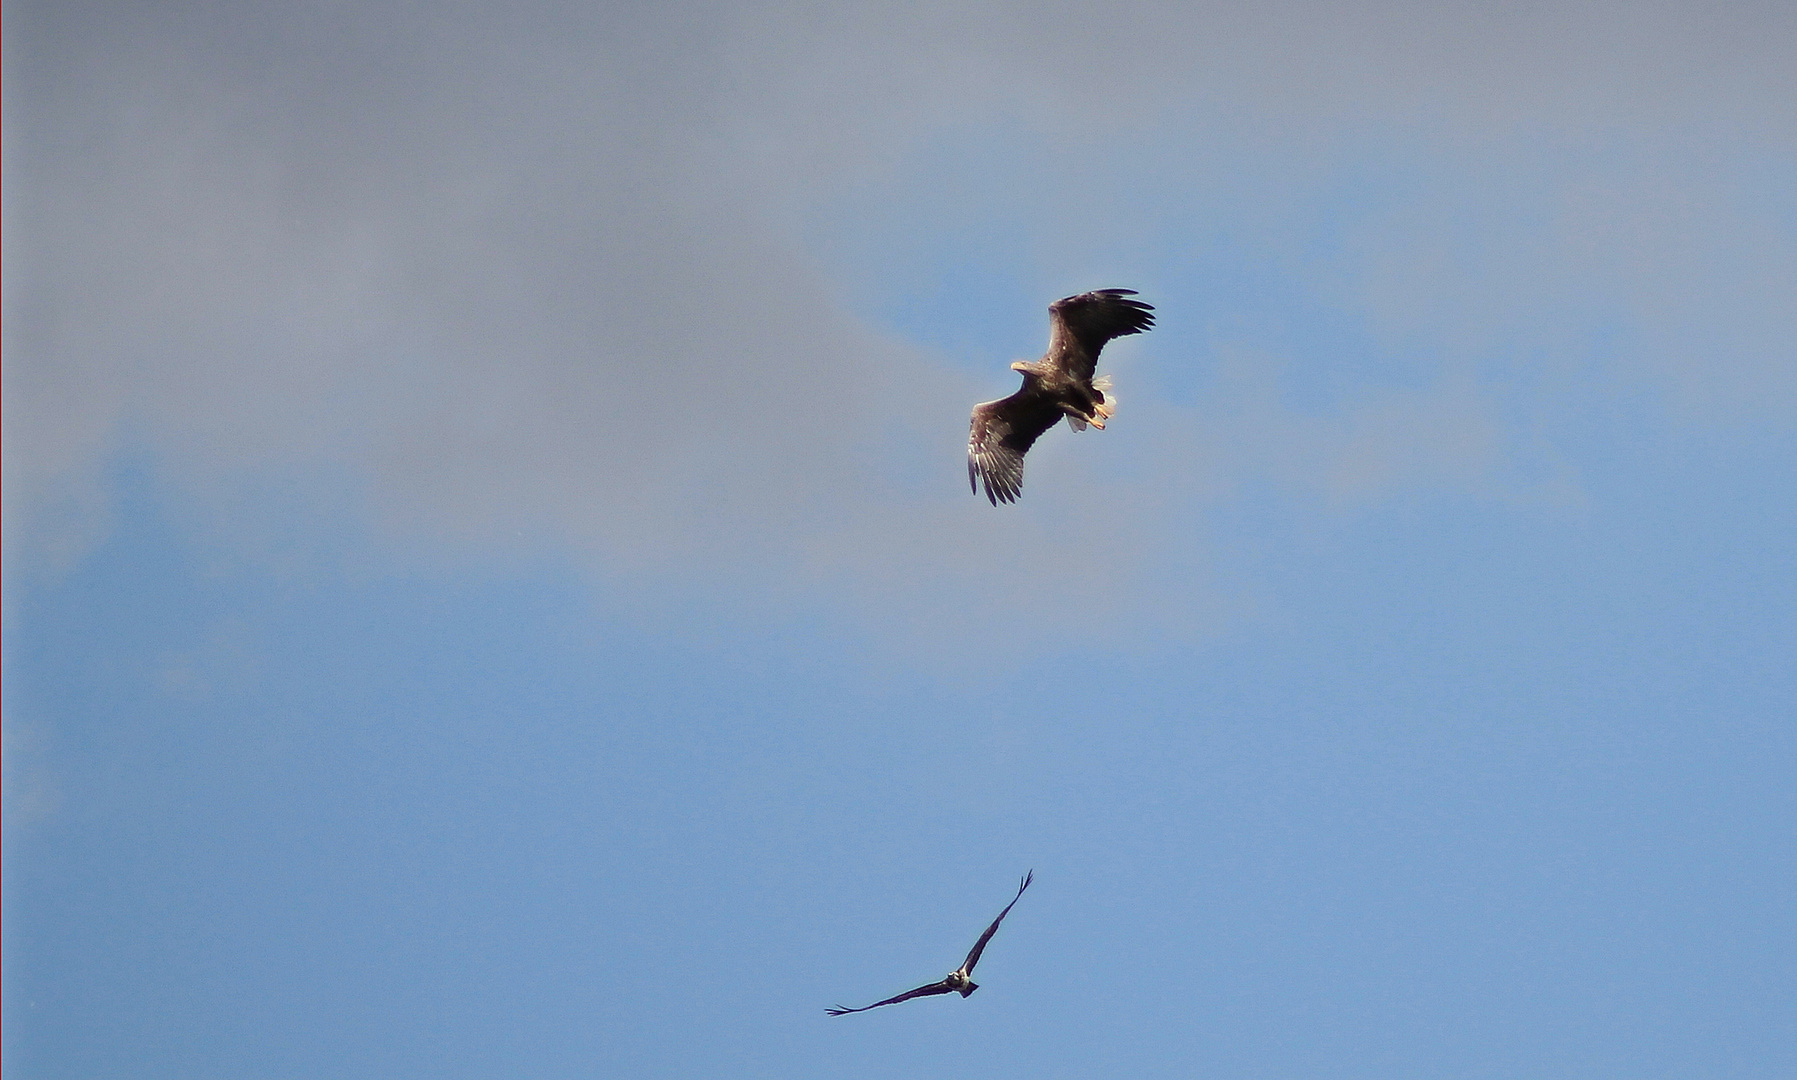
top-left (6, 2), bottom-right (1796, 1077)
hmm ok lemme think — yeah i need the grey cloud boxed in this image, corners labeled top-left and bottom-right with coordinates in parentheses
top-left (1304, 136), bottom-right (1797, 419)
top-left (5, 0), bottom-right (1793, 645)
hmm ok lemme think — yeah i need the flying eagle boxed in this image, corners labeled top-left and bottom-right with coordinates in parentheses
top-left (968, 289), bottom-right (1155, 504)
top-left (827, 871), bottom-right (1033, 1016)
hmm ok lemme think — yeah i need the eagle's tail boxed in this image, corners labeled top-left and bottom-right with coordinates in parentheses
top-left (1068, 376), bottom-right (1116, 431)
top-left (1092, 375), bottom-right (1116, 421)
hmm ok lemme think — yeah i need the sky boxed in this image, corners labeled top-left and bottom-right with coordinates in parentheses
top-left (4, 1), bottom-right (1795, 1076)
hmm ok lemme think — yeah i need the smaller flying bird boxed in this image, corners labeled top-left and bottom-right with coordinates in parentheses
top-left (968, 289), bottom-right (1155, 504)
top-left (827, 871), bottom-right (1034, 1016)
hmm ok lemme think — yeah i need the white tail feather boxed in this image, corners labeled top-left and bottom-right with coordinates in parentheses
top-left (1092, 374), bottom-right (1117, 421)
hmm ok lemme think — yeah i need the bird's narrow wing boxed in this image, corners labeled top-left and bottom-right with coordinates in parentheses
top-left (826, 981), bottom-right (958, 1015)
top-left (959, 870), bottom-right (1033, 976)
top-left (968, 394), bottom-right (1063, 505)
top-left (1045, 290), bottom-right (1155, 380)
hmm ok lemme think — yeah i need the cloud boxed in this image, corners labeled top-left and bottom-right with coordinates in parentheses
top-left (1302, 134), bottom-right (1797, 421)
top-left (5, 0), bottom-right (1793, 647)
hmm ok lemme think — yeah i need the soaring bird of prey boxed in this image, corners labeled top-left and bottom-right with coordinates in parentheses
top-left (968, 289), bottom-right (1155, 504)
top-left (827, 871), bottom-right (1034, 1016)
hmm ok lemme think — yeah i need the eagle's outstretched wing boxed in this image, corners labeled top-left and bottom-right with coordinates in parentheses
top-left (1045, 289), bottom-right (1155, 381)
top-left (969, 395), bottom-right (1062, 505)
top-left (826, 981), bottom-right (957, 1015)
top-left (959, 870), bottom-right (1033, 976)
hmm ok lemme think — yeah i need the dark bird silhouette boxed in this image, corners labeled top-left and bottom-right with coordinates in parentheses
top-left (827, 871), bottom-right (1034, 1016)
top-left (968, 290), bottom-right (1155, 504)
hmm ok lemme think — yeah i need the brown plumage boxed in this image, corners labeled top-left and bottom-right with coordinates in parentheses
top-left (826, 871), bottom-right (1033, 1016)
top-left (968, 290), bottom-right (1155, 504)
